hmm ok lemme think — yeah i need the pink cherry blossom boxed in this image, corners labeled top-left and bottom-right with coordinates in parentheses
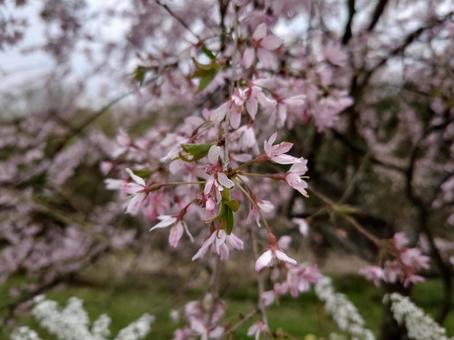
top-left (204, 146), bottom-right (234, 197)
top-left (192, 230), bottom-right (244, 261)
top-left (150, 215), bottom-right (194, 248)
top-left (243, 23), bottom-right (282, 69)
top-left (285, 159), bottom-right (309, 197)
top-left (263, 133), bottom-right (298, 164)
top-left (105, 168), bottom-right (148, 215)
top-left (247, 320), bottom-right (269, 340)
top-left (359, 266), bottom-right (384, 287)
top-left (255, 247), bottom-right (297, 272)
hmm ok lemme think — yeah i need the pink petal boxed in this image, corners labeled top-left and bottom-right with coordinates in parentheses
top-left (255, 249), bottom-right (273, 272)
top-left (253, 23), bottom-right (267, 41)
top-left (272, 154), bottom-right (299, 164)
top-left (192, 232), bottom-right (216, 261)
top-left (264, 133), bottom-right (277, 156)
top-left (257, 48), bottom-right (275, 68)
top-left (204, 176), bottom-right (215, 195)
top-left (229, 109), bottom-right (242, 129)
top-left (217, 172), bottom-right (234, 189)
top-left (278, 103), bottom-right (287, 125)
top-left (261, 35), bottom-right (282, 50)
top-left (272, 141), bottom-right (293, 156)
top-left (215, 230), bottom-right (227, 254)
top-left (208, 145), bottom-right (222, 164)
top-left (126, 168), bottom-right (146, 186)
top-left (211, 102), bottom-right (229, 124)
top-left (246, 97), bottom-right (258, 120)
top-left (126, 193), bottom-right (144, 215)
top-left (150, 215), bottom-right (177, 231)
top-left (289, 159), bottom-right (308, 175)
top-left (275, 250), bottom-right (297, 266)
top-left (242, 47), bottom-right (255, 69)
top-left (284, 95), bottom-right (305, 106)
top-left (169, 222), bottom-right (184, 248)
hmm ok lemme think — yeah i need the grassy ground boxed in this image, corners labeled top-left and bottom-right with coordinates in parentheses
top-left (1, 273), bottom-right (453, 339)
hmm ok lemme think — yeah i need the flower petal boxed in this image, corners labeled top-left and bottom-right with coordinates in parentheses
top-left (255, 249), bottom-right (273, 272)
top-left (217, 172), bottom-right (234, 189)
top-left (253, 23), bottom-right (267, 41)
top-left (261, 35), bottom-right (282, 50)
top-left (126, 168), bottom-right (146, 186)
top-left (275, 250), bottom-right (297, 266)
top-left (150, 215), bottom-right (177, 231)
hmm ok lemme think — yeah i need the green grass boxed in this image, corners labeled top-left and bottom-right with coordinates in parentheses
top-left (1, 274), bottom-right (453, 339)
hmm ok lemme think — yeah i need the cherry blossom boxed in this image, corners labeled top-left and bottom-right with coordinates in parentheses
top-left (255, 247), bottom-right (297, 272)
top-left (263, 133), bottom-right (298, 164)
top-left (192, 230), bottom-right (244, 261)
top-left (285, 160), bottom-right (309, 197)
top-left (247, 320), bottom-right (269, 340)
top-left (243, 23), bottom-right (282, 69)
top-left (105, 168), bottom-right (148, 215)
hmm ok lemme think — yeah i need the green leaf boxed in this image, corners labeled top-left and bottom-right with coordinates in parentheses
top-left (225, 205), bottom-right (234, 234)
top-left (225, 199), bottom-right (240, 212)
top-left (134, 65), bottom-right (148, 86)
top-left (201, 45), bottom-right (216, 60)
top-left (132, 168), bottom-right (152, 179)
top-left (192, 58), bottom-right (219, 92)
top-left (196, 68), bottom-right (217, 92)
top-left (181, 143), bottom-right (212, 161)
top-left (221, 189), bottom-right (231, 202)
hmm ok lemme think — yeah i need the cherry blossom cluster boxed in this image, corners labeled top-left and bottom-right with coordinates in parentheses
top-left (105, 110), bottom-right (310, 265)
top-left (360, 232), bottom-right (430, 287)
top-left (172, 294), bottom-right (225, 340)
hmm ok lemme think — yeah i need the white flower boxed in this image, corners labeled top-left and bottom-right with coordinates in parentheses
top-left (315, 276), bottom-right (375, 340)
top-left (12, 296), bottom-right (154, 340)
top-left (387, 293), bottom-right (450, 340)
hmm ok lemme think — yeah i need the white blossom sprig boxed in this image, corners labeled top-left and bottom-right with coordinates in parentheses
top-left (386, 293), bottom-right (453, 340)
top-left (11, 296), bottom-right (154, 340)
top-left (315, 276), bottom-right (375, 340)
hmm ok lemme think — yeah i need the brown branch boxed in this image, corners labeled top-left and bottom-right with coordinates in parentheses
top-left (367, 0), bottom-right (389, 32)
top-left (341, 0), bottom-right (356, 45)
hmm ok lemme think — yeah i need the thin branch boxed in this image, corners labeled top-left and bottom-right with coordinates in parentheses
top-left (367, 0), bottom-right (389, 32)
top-left (341, 0), bottom-right (356, 45)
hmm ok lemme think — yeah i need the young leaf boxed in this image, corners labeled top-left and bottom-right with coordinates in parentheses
top-left (134, 65), bottom-right (148, 86)
top-left (225, 199), bottom-right (240, 212)
top-left (196, 68), bottom-right (217, 92)
top-left (225, 205), bottom-right (234, 234)
top-left (201, 45), bottom-right (216, 60)
top-left (181, 143), bottom-right (212, 161)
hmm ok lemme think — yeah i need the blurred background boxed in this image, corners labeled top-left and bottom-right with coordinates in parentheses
top-left (0, 0), bottom-right (453, 339)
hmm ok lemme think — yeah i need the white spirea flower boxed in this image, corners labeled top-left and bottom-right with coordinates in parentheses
top-left (10, 326), bottom-right (42, 340)
top-left (115, 314), bottom-right (155, 340)
top-left (11, 296), bottom-right (154, 340)
top-left (386, 293), bottom-right (452, 340)
top-left (315, 276), bottom-right (375, 340)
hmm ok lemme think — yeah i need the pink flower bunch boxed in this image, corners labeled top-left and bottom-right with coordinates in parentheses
top-left (105, 118), bottom-right (309, 263)
top-left (173, 295), bottom-right (225, 340)
top-left (360, 232), bottom-right (430, 287)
